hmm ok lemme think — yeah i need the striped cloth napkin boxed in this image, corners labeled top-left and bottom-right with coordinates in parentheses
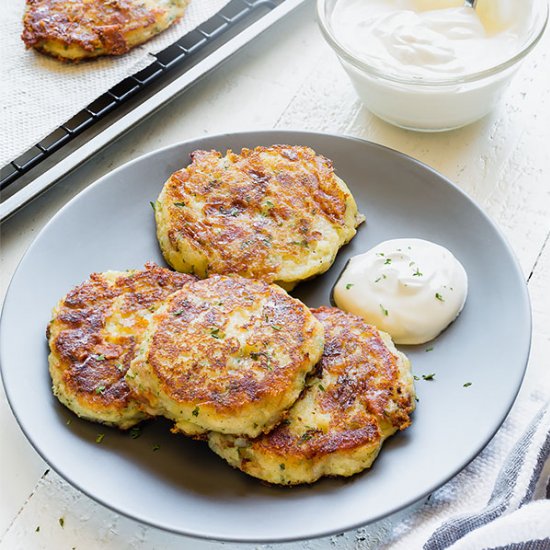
top-left (373, 395), bottom-right (550, 549)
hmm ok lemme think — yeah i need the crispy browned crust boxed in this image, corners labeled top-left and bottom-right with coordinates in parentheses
top-left (208, 306), bottom-right (415, 483)
top-left (156, 145), bottom-right (361, 286)
top-left (132, 275), bottom-right (324, 435)
top-left (255, 307), bottom-right (414, 460)
top-left (22, 0), bottom-right (187, 61)
top-left (48, 263), bottom-right (194, 426)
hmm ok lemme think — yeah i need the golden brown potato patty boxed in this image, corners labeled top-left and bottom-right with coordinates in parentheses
top-left (126, 275), bottom-right (325, 438)
top-left (208, 306), bottom-right (415, 484)
top-left (47, 263), bottom-right (195, 429)
top-left (22, 0), bottom-right (189, 61)
top-left (155, 145), bottom-right (364, 290)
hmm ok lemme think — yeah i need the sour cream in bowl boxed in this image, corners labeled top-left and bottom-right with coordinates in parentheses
top-left (317, 0), bottom-right (548, 131)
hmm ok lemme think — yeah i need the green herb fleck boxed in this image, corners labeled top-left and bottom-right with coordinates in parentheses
top-left (173, 309), bottom-right (185, 316)
top-left (265, 200), bottom-right (275, 208)
top-left (463, 382), bottom-right (472, 388)
top-left (59, 517), bottom-right (65, 528)
top-left (210, 327), bottom-right (225, 339)
top-left (95, 385), bottom-right (106, 395)
top-left (35, 526), bottom-right (40, 532)
top-left (115, 363), bottom-right (124, 372)
top-left (129, 427), bottom-right (141, 439)
top-left (384, 258), bottom-right (392, 265)
top-left (380, 304), bottom-right (389, 316)
top-left (413, 375), bottom-right (420, 381)
top-left (150, 201), bottom-right (156, 211)
top-left (318, 384), bottom-right (326, 392)
top-left (95, 354), bottom-right (105, 361)
top-left (173, 201), bottom-right (186, 207)
top-left (279, 464), bottom-right (286, 470)
top-left (377, 252), bottom-right (385, 257)
top-left (152, 444), bottom-right (160, 452)
top-left (425, 347), bottom-right (434, 352)
top-left (96, 433), bottom-right (105, 444)
top-left (435, 293), bottom-right (445, 302)
top-left (271, 325), bottom-right (282, 331)
top-left (422, 373), bottom-right (436, 381)
top-left (300, 432), bottom-right (314, 442)
top-left (224, 207), bottom-right (239, 217)
top-left (415, 396), bottom-right (420, 402)
top-left (413, 268), bottom-right (423, 277)
top-left (192, 406), bottom-right (200, 417)
top-left (345, 283), bottom-right (354, 290)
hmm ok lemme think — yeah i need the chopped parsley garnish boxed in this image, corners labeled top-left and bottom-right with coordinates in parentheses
top-left (95, 385), bottom-right (106, 395)
top-left (422, 373), bottom-right (436, 381)
top-left (152, 444), bottom-right (160, 452)
top-left (384, 258), bottom-right (392, 265)
top-left (210, 327), bottom-right (225, 339)
top-left (173, 309), bottom-right (185, 316)
top-left (318, 384), bottom-right (326, 392)
top-left (129, 427), bottom-right (141, 439)
top-left (58, 517), bottom-right (65, 528)
top-left (377, 252), bottom-right (385, 257)
top-left (35, 526), bottom-right (40, 532)
top-left (380, 304), bottom-right (389, 316)
top-left (116, 363), bottom-right (124, 371)
top-left (300, 432), bottom-right (314, 442)
top-left (95, 354), bottom-right (106, 361)
top-left (345, 283), bottom-right (354, 290)
top-left (173, 201), bottom-right (186, 207)
top-left (425, 347), bottom-right (434, 352)
top-left (463, 382), bottom-right (472, 388)
top-left (149, 201), bottom-right (156, 211)
top-left (271, 325), bottom-right (282, 331)
top-left (413, 268), bottom-right (423, 277)
top-left (279, 463), bottom-right (286, 470)
top-left (435, 293), bottom-right (445, 302)
top-left (95, 433), bottom-right (105, 444)
top-left (265, 200), bottom-right (275, 208)
top-left (192, 406), bottom-right (200, 417)
top-left (413, 375), bottom-right (420, 381)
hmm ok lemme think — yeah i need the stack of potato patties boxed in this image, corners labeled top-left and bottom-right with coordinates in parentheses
top-left (47, 145), bottom-right (415, 485)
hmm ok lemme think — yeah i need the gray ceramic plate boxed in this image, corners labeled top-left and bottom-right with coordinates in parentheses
top-left (0, 131), bottom-right (531, 542)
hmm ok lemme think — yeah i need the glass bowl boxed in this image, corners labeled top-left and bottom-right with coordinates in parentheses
top-left (317, 0), bottom-right (549, 132)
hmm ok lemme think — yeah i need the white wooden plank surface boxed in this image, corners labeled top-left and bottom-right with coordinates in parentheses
top-left (2, 0), bottom-right (550, 547)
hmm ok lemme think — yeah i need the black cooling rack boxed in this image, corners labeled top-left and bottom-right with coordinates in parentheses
top-left (1, 0), bottom-right (304, 221)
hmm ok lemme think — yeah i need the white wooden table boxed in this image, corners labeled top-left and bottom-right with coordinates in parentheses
top-left (2, 1), bottom-right (550, 548)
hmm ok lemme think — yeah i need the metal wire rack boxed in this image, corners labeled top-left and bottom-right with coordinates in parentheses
top-left (0, 0), bottom-right (304, 221)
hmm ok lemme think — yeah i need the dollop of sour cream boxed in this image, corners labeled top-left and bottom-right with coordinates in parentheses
top-left (333, 238), bottom-right (468, 345)
top-left (331, 0), bottom-right (528, 79)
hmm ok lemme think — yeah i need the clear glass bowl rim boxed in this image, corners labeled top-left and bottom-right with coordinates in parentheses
top-left (317, 0), bottom-right (549, 87)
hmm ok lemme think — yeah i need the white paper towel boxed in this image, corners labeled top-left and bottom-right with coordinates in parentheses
top-left (0, 0), bottom-right (231, 167)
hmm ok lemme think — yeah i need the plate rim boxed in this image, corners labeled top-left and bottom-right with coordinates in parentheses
top-left (0, 129), bottom-right (532, 542)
